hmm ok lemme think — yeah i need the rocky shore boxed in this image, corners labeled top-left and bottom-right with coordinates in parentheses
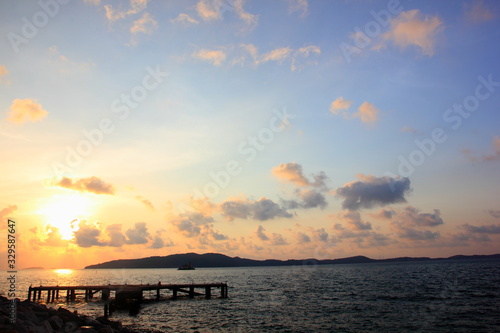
top-left (0, 296), bottom-right (135, 333)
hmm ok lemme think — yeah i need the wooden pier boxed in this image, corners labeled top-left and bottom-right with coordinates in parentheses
top-left (28, 282), bottom-right (228, 303)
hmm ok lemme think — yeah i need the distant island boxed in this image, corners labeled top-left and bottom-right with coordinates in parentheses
top-left (84, 252), bottom-right (500, 269)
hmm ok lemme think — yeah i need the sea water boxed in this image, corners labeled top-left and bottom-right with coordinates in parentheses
top-left (2, 259), bottom-right (499, 332)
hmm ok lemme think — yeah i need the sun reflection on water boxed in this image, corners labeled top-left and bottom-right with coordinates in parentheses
top-left (54, 269), bottom-right (73, 274)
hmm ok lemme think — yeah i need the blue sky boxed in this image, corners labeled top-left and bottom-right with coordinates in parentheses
top-left (0, 0), bottom-right (499, 268)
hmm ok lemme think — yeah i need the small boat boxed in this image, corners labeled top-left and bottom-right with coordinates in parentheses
top-left (177, 262), bottom-right (195, 270)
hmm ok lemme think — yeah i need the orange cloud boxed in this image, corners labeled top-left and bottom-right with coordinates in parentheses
top-left (260, 47), bottom-right (292, 63)
top-left (51, 176), bottom-right (115, 195)
top-left (130, 12), bottom-right (158, 35)
top-left (171, 13), bottom-right (199, 25)
top-left (0, 65), bottom-right (8, 84)
top-left (196, 0), bottom-right (221, 21)
top-left (383, 9), bottom-right (442, 56)
top-left (465, 0), bottom-right (495, 22)
top-left (329, 99), bottom-right (378, 123)
top-left (0, 205), bottom-right (17, 230)
top-left (233, 0), bottom-right (258, 28)
top-left (6, 98), bottom-right (48, 124)
top-left (272, 162), bottom-right (310, 186)
top-left (355, 102), bottom-right (379, 123)
top-left (193, 49), bottom-right (227, 66)
top-left (329, 97), bottom-right (352, 116)
top-left (104, 0), bottom-right (148, 22)
top-left (136, 195), bottom-right (155, 211)
top-left (463, 136), bottom-right (500, 162)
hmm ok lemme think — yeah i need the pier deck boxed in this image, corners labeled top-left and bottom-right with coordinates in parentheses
top-left (28, 282), bottom-right (228, 303)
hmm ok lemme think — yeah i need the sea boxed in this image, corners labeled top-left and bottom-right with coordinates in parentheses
top-left (3, 259), bottom-right (500, 332)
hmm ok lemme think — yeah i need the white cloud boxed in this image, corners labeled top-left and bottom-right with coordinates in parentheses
top-left (83, 0), bottom-right (101, 5)
top-left (288, 0), bottom-right (308, 16)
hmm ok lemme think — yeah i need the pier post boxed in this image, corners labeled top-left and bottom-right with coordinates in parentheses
top-left (189, 286), bottom-right (195, 298)
top-left (66, 289), bottom-right (70, 302)
top-left (102, 289), bottom-right (110, 300)
top-left (56, 289), bottom-right (59, 300)
top-left (71, 289), bottom-right (76, 301)
top-left (47, 290), bottom-right (51, 303)
top-left (205, 286), bottom-right (211, 299)
top-left (172, 288), bottom-right (177, 300)
top-left (104, 302), bottom-right (109, 318)
top-left (156, 289), bottom-right (160, 300)
top-left (221, 285), bottom-right (227, 298)
top-left (38, 290), bottom-right (42, 300)
top-left (28, 287), bottom-right (32, 302)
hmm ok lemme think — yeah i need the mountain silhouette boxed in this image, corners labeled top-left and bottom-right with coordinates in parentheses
top-left (84, 252), bottom-right (500, 269)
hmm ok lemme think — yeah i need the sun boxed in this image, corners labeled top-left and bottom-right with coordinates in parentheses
top-left (38, 194), bottom-right (93, 240)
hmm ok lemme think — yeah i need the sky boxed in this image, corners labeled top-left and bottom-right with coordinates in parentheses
top-left (1, 0), bottom-right (499, 269)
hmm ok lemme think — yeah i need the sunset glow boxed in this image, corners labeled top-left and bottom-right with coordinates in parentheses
top-left (37, 194), bottom-right (91, 240)
top-left (0, 1), bottom-right (499, 270)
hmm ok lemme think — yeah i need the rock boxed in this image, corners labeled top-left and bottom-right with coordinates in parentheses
top-left (1, 298), bottom-right (131, 333)
top-left (48, 315), bottom-right (63, 330)
top-left (0, 314), bottom-right (11, 325)
top-left (84, 316), bottom-right (102, 327)
top-left (41, 320), bottom-right (54, 333)
top-left (97, 325), bottom-right (114, 333)
top-left (96, 317), bottom-right (122, 330)
top-left (56, 307), bottom-right (84, 326)
top-left (0, 323), bottom-right (14, 330)
top-left (16, 308), bottom-right (39, 324)
top-left (63, 321), bottom-right (80, 332)
top-left (34, 311), bottom-right (49, 322)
